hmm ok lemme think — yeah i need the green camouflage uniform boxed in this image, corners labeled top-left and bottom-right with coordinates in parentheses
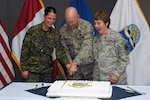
top-left (20, 23), bottom-right (69, 82)
top-left (93, 29), bottom-right (130, 84)
top-left (60, 18), bottom-right (94, 80)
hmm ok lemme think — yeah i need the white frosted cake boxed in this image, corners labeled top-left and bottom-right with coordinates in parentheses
top-left (46, 80), bottom-right (112, 98)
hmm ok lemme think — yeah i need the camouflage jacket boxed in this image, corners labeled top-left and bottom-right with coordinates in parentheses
top-left (60, 18), bottom-right (94, 66)
top-left (93, 29), bottom-right (130, 84)
top-left (20, 23), bottom-right (69, 73)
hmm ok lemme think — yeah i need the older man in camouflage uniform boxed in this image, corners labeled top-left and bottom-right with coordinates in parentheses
top-left (60, 7), bottom-right (94, 80)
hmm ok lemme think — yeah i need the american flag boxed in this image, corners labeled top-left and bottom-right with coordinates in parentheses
top-left (0, 21), bottom-right (15, 89)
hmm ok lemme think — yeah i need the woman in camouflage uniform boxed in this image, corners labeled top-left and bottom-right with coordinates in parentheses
top-left (20, 7), bottom-right (69, 82)
top-left (93, 11), bottom-right (130, 84)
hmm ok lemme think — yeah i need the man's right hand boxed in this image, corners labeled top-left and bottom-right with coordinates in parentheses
top-left (66, 62), bottom-right (77, 76)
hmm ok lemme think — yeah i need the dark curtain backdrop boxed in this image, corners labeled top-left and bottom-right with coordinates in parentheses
top-left (0, 0), bottom-right (149, 80)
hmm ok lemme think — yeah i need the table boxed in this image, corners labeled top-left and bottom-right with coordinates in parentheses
top-left (0, 82), bottom-right (150, 100)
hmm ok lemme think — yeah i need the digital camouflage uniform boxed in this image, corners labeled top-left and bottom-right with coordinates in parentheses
top-left (60, 18), bottom-right (94, 80)
top-left (20, 23), bottom-right (69, 82)
top-left (93, 29), bottom-right (130, 84)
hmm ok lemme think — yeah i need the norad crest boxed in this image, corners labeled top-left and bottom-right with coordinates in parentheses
top-left (68, 82), bottom-right (92, 88)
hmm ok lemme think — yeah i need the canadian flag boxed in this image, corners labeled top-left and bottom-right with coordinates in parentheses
top-left (11, 0), bottom-right (45, 71)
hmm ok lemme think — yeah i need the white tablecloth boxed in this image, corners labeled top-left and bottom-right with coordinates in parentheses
top-left (0, 82), bottom-right (150, 100)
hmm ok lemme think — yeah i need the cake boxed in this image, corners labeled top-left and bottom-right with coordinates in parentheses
top-left (46, 80), bottom-right (112, 98)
